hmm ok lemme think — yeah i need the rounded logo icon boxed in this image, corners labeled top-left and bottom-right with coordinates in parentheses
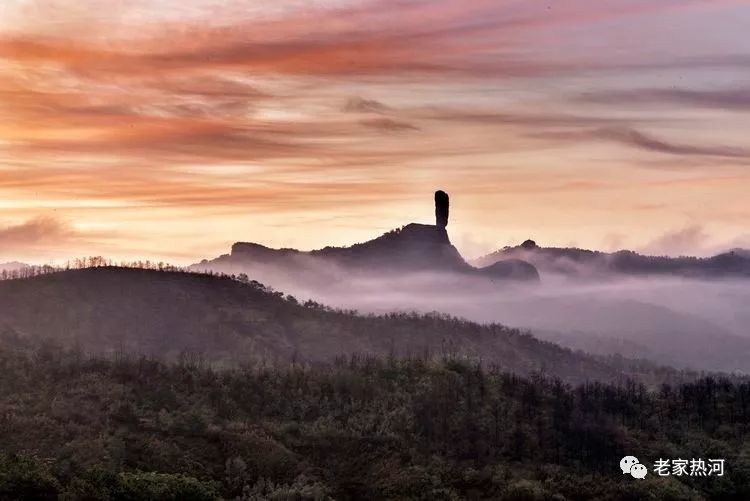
top-left (620, 456), bottom-right (639, 474)
top-left (630, 463), bottom-right (648, 479)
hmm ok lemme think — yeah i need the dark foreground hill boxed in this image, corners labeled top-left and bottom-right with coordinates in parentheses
top-left (1, 349), bottom-right (749, 500)
top-left (0, 267), bottom-right (674, 385)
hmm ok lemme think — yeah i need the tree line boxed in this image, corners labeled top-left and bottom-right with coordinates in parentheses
top-left (1, 346), bottom-right (748, 500)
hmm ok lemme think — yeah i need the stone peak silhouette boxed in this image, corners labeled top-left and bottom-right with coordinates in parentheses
top-left (206, 191), bottom-right (538, 281)
top-left (435, 190), bottom-right (449, 228)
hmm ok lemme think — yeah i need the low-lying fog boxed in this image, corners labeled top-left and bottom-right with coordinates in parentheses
top-left (196, 259), bottom-right (750, 373)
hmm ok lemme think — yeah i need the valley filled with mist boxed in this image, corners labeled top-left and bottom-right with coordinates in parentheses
top-left (4, 0), bottom-right (750, 496)
top-left (191, 233), bottom-right (750, 375)
top-left (3, 204), bottom-right (750, 499)
top-left (1, 257), bottom-right (750, 499)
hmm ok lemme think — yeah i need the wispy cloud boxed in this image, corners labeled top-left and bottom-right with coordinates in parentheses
top-left (0, 216), bottom-right (118, 258)
top-left (0, 0), bottom-right (748, 260)
top-left (344, 97), bottom-right (389, 114)
top-left (599, 128), bottom-right (750, 159)
top-left (360, 118), bottom-right (419, 132)
top-left (640, 225), bottom-right (750, 257)
top-left (641, 225), bottom-right (711, 256)
top-left (580, 87), bottom-right (750, 112)
top-left (0, 216), bottom-right (75, 249)
top-left (533, 127), bottom-right (750, 159)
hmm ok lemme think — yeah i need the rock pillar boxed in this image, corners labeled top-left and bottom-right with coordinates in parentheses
top-left (435, 190), bottom-right (449, 228)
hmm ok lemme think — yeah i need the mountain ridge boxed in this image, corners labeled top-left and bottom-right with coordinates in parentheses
top-left (197, 218), bottom-right (540, 282)
top-left (0, 266), bottom-right (684, 385)
top-left (475, 239), bottom-right (750, 279)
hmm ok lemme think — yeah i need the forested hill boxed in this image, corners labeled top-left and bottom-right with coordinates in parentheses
top-left (0, 267), bottom-right (670, 384)
top-left (1, 350), bottom-right (749, 500)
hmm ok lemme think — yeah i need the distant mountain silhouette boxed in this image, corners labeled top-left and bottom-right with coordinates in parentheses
top-left (0, 267), bottom-right (654, 384)
top-left (475, 240), bottom-right (750, 279)
top-left (196, 192), bottom-right (539, 282)
top-left (206, 223), bottom-right (536, 280)
top-left (235, 223), bottom-right (467, 272)
top-left (729, 248), bottom-right (750, 258)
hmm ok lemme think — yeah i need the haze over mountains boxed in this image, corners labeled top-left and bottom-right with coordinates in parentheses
top-left (195, 191), bottom-right (540, 285)
top-left (476, 239), bottom-right (750, 280)
top-left (3, 191), bottom-right (749, 376)
top-left (190, 192), bottom-right (750, 374)
top-left (0, 266), bottom-right (662, 385)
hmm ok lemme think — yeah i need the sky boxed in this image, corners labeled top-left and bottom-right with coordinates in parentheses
top-left (1, 0), bottom-right (749, 264)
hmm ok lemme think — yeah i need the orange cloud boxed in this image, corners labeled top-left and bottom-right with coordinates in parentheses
top-left (0, 215), bottom-right (118, 259)
top-left (4, 0), bottom-right (727, 79)
top-left (0, 216), bottom-right (74, 248)
top-left (0, 0), bottom-right (748, 262)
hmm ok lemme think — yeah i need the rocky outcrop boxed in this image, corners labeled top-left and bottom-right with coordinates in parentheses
top-left (477, 259), bottom-right (540, 281)
top-left (196, 191), bottom-right (539, 283)
top-left (435, 190), bottom-right (449, 228)
top-left (314, 223), bottom-right (466, 272)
